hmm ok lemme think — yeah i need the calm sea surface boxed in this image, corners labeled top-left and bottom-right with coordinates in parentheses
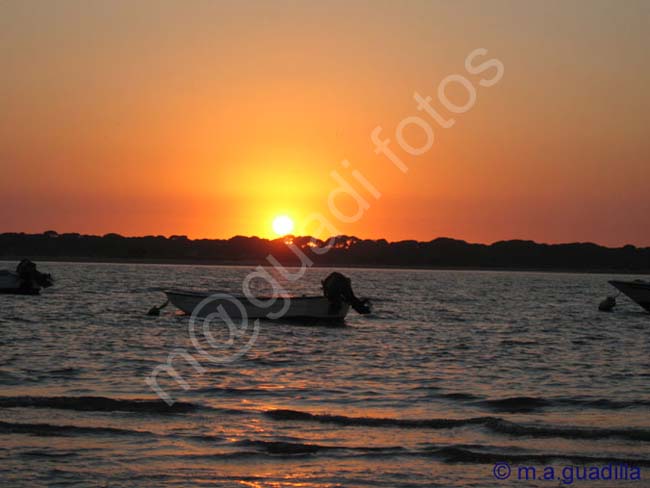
top-left (1, 262), bottom-right (649, 487)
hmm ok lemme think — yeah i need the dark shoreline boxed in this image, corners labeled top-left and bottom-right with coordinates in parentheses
top-left (1, 256), bottom-right (647, 276)
top-left (2, 232), bottom-right (649, 276)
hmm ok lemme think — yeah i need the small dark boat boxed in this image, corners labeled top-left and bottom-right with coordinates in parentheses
top-left (609, 280), bottom-right (650, 313)
top-left (0, 260), bottom-right (54, 295)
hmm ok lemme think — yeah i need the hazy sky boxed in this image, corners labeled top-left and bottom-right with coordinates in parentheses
top-left (1, 0), bottom-right (648, 245)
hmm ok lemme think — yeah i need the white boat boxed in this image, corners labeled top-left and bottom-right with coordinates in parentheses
top-left (165, 272), bottom-right (371, 321)
top-left (165, 290), bottom-right (351, 320)
top-left (609, 280), bottom-right (650, 313)
top-left (0, 260), bottom-right (53, 295)
top-left (0, 270), bottom-right (31, 294)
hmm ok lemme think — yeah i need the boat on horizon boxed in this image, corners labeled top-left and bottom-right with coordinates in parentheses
top-left (165, 272), bottom-right (371, 321)
top-left (609, 280), bottom-right (650, 313)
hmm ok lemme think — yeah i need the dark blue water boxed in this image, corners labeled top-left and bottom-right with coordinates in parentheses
top-left (1, 262), bottom-right (649, 487)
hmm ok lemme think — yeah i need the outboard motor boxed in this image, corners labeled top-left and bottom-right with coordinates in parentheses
top-left (322, 272), bottom-right (371, 314)
top-left (16, 259), bottom-right (54, 289)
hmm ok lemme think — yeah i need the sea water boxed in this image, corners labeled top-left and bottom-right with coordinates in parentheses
top-left (1, 263), bottom-right (648, 487)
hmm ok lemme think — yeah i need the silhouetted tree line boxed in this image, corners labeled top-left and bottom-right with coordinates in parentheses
top-left (0, 231), bottom-right (649, 271)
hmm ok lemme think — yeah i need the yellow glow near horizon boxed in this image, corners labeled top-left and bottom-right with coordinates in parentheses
top-left (272, 215), bottom-right (294, 236)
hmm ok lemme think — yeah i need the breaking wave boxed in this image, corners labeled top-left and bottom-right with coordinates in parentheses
top-left (477, 396), bottom-right (650, 412)
top-left (0, 420), bottom-right (153, 438)
top-left (265, 409), bottom-right (650, 442)
top-left (0, 395), bottom-right (198, 413)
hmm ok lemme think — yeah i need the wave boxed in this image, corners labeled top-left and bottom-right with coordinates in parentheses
top-left (195, 386), bottom-right (283, 397)
top-left (489, 418), bottom-right (650, 442)
top-left (158, 440), bottom-right (650, 466)
top-left (478, 396), bottom-right (552, 412)
top-left (426, 446), bottom-right (650, 467)
top-left (0, 420), bottom-right (152, 438)
top-left (168, 439), bottom-right (407, 459)
top-left (478, 396), bottom-right (650, 413)
top-left (0, 395), bottom-right (197, 413)
top-left (47, 367), bottom-right (83, 376)
top-left (232, 439), bottom-right (405, 456)
top-left (404, 391), bottom-right (650, 412)
top-left (266, 409), bottom-right (499, 429)
top-left (438, 392), bottom-right (481, 401)
top-left (19, 450), bottom-right (79, 458)
top-left (195, 386), bottom-right (346, 398)
top-left (234, 439), bottom-right (336, 455)
top-left (265, 409), bottom-right (650, 442)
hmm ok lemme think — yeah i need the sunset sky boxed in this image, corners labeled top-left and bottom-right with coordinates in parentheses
top-left (1, 0), bottom-right (648, 246)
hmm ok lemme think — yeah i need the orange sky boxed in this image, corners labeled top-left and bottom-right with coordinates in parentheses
top-left (1, 0), bottom-right (648, 246)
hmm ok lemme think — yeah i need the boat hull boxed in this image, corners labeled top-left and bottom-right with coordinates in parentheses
top-left (165, 290), bottom-right (350, 321)
top-left (0, 271), bottom-right (41, 295)
top-left (610, 280), bottom-right (650, 313)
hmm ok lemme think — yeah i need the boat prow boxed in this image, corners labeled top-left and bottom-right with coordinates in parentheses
top-left (609, 280), bottom-right (650, 313)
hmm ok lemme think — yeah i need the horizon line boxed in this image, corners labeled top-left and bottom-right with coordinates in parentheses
top-left (1, 230), bottom-right (647, 250)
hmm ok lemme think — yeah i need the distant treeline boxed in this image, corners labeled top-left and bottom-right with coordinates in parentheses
top-left (1, 231), bottom-right (649, 272)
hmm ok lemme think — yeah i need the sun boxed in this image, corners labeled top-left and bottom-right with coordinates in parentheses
top-left (272, 215), bottom-right (294, 236)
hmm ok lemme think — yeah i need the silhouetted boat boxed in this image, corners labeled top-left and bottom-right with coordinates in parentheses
top-left (609, 280), bottom-right (650, 313)
top-left (165, 272), bottom-right (371, 321)
top-left (165, 291), bottom-right (351, 320)
top-left (0, 260), bottom-right (54, 295)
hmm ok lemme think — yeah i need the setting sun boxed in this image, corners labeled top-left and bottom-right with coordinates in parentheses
top-left (272, 215), bottom-right (294, 236)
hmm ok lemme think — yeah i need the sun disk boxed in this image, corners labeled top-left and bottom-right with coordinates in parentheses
top-left (272, 215), bottom-right (294, 236)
